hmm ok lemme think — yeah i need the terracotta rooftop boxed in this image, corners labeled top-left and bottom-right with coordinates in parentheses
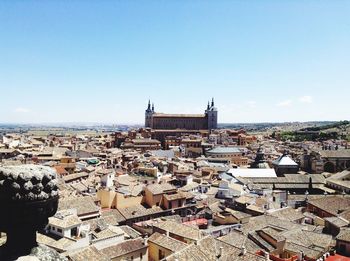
top-left (118, 205), bottom-right (163, 220)
top-left (281, 228), bottom-right (333, 250)
top-left (166, 236), bottom-right (265, 261)
top-left (308, 196), bottom-right (350, 216)
top-left (68, 246), bottom-right (109, 261)
top-left (58, 196), bottom-right (100, 217)
top-left (240, 215), bottom-right (305, 235)
top-left (267, 207), bottom-right (305, 223)
top-left (146, 183), bottom-right (176, 195)
top-left (119, 225), bottom-right (141, 239)
top-left (320, 149), bottom-right (350, 158)
top-left (100, 209), bottom-right (126, 224)
top-left (153, 220), bottom-right (204, 241)
top-left (100, 238), bottom-right (147, 259)
top-left (218, 231), bottom-right (261, 253)
top-left (48, 210), bottom-right (82, 229)
top-left (163, 192), bottom-right (186, 201)
top-left (148, 232), bottom-right (188, 252)
top-left (337, 229), bottom-right (350, 243)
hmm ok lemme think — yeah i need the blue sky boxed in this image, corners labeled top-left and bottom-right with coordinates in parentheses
top-left (0, 1), bottom-right (349, 124)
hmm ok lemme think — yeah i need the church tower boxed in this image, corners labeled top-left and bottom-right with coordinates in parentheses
top-left (145, 100), bottom-right (154, 128)
top-left (206, 98), bottom-right (218, 130)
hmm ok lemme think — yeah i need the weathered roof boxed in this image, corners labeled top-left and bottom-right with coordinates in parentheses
top-left (325, 217), bottom-right (349, 228)
top-left (58, 196), bottom-right (100, 217)
top-left (327, 170), bottom-right (350, 189)
top-left (258, 227), bottom-right (286, 242)
top-left (118, 205), bottom-right (163, 220)
top-left (146, 183), bottom-right (176, 195)
top-left (115, 174), bottom-right (137, 186)
top-left (218, 231), bottom-right (261, 253)
top-left (153, 220), bottom-right (204, 241)
top-left (117, 184), bottom-right (144, 197)
top-left (248, 230), bottom-right (275, 252)
top-left (68, 246), bottom-right (109, 261)
top-left (340, 208), bottom-right (350, 222)
top-left (92, 226), bottom-right (124, 241)
top-left (337, 229), bottom-right (350, 242)
top-left (148, 232), bottom-right (188, 252)
top-left (179, 182), bottom-right (200, 192)
top-left (38, 232), bottom-right (90, 253)
top-left (163, 192), bottom-right (186, 201)
top-left (285, 242), bottom-right (322, 259)
top-left (119, 225), bottom-right (141, 239)
top-left (49, 210), bottom-right (82, 229)
top-left (240, 215), bottom-right (305, 235)
top-left (307, 196), bottom-right (350, 216)
top-left (166, 236), bottom-right (264, 261)
top-left (100, 209), bottom-right (126, 224)
top-left (62, 172), bottom-right (89, 182)
top-left (236, 174), bottom-right (326, 190)
top-left (221, 208), bottom-right (251, 220)
top-left (267, 207), bottom-right (305, 223)
top-left (281, 228), bottom-right (333, 250)
top-left (100, 238), bottom-right (147, 258)
top-left (320, 150), bottom-right (350, 159)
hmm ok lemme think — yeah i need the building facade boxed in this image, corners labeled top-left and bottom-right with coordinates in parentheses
top-left (145, 99), bottom-right (218, 130)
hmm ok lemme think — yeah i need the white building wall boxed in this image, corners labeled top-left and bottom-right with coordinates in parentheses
top-left (63, 229), bottom-right (71, 238)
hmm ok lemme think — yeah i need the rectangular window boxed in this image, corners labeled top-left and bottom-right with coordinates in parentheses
top-left (57, 228), bottom-right (62, 233)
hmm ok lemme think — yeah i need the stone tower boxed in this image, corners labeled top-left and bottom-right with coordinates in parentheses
top-left (145, 100), bottom-right (154, 128)
top-left (206, 98), bottom-right (218, 130)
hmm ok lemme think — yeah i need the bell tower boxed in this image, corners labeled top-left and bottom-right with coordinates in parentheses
top-left (206, 98), bottom-right (218, 130)
top-left (145, 100), bottom-right (154, 128)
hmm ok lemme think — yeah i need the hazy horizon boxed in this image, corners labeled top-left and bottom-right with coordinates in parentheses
top-left (0, 120), bottom-right (347, 126)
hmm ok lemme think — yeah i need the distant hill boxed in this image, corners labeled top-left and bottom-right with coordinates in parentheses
top-left (218, 121), bottom-right (341, 132)
top-left (300, 120), bottom-right (350, 132)
top-left (280, 121), bottom-right (350, 142)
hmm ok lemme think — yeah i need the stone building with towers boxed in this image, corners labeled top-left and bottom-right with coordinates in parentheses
top-left (145, 99), bottom-right (218, 131)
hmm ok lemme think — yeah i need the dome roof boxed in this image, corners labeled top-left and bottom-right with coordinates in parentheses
top-left (250, 147), bottom-right (270, 169)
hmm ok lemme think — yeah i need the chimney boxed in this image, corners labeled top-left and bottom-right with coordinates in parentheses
top-left (299, 251), bottom-right (304, 261)
top-left (240, 246), bottom-right (247, 256)
top-left (264, 251), bottom-right (270, 261)
top-left (216, 246), bottom-right (223, 260)
top-left (143, 234), bottom-right (148, 246)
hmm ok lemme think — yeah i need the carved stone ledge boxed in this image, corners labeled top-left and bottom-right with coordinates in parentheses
top-left (0, 165), bottom-right (60, 260)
